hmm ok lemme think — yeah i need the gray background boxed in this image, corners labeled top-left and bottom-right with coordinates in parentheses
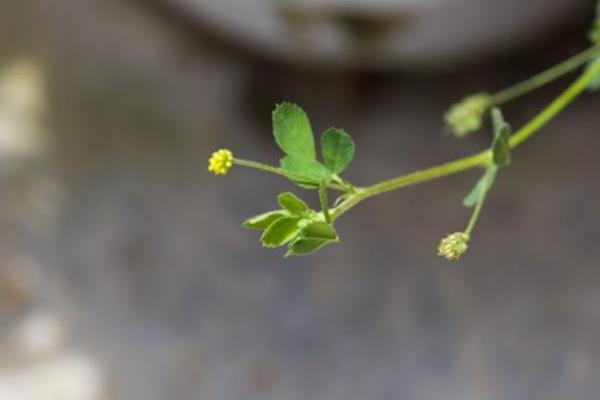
top-left (0, 1), bottom-right (599, 399)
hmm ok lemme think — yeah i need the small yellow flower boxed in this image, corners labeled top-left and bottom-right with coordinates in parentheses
top-left (438, 232), bottom-right (470, 261)
top-left (445, 93), bottom-right (491, 138)
top-left (208, 149), bottom-right (234, 176)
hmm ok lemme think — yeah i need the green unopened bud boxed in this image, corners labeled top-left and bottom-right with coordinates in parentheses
top-left (444, 93), bottom-right (492, 138)
top-left (437, 232), bottom-right (470, 261)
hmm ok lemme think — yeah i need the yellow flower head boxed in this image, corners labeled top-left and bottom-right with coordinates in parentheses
top-left (208, 149), bottom-right (234, 176)
top-left (445, 93), bottom-right (492, 138)
top-left (438, 232), bottom-right (470, 261)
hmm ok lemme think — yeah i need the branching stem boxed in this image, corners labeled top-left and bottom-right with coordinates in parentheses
top-left (331, 59), bottom-right (600, 221)
top-left (233, 57), bottom-right (600, 223)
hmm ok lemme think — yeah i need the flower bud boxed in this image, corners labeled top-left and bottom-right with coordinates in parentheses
top-left (444, 93), bottom-right (492, 138)
top-left (437, 232), bottom-right (470, 261)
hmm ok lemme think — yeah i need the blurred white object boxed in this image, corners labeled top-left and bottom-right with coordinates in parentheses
top-left (11, 310), bottom-right (65, 359)
top-left (0, 58), bottom-right (45, 163)
top-left (172, 0), bottom-right (590, 68)
top-left (1, 310), bottom-right (103, 400)
top-left (0, 352), bottom-right (103, 400)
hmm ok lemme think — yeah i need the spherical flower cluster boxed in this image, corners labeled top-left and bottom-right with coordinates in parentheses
top-left (208, 149), bottom-right (234, 176)
top-left (444, 93), bottom-right (492, 138)
top-left (437, 232), bottom-right (470, 261)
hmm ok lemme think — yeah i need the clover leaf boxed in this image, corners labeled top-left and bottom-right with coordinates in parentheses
top-left (277, 192), bottom-right (309, 214)
top-left (273, 102), bottom-right (316, 159)
top-left (286, 221), bottom-right (338, 256)
top-left (321, 128), bottom-right (355, 174)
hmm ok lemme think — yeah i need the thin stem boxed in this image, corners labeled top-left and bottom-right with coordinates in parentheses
top-left (465, 166), bottom-right (496, 236)
top-left (509, 58), bottom-right (600, 148)
top-left (332, 59), bottom-right (600, 220)
top-left (465, 196), bottom-right (484, 237)
top-left (331, 151), bottom-right (490, 220)
top-left (491, 46), bottom-right (600, 105)
top-left (332, 174), bottom-right (357, 193)
top-left (319, 184), bottom-right (332, 223)
top-left (233, 158), bottom-right (347, 192)
top-left (364, 151), bottom-right (490, 197)
top-left (234, 158), bottom-right (288, 177)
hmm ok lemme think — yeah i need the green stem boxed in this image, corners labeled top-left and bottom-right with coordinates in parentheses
top-left (464, 167), bottom-right (496, 237)
top-left (233, 158), bottom-right (347, 192)
top-left (332, 59), bottom-right (600, 221)
top-left (364, 151), bottom-right (490, 198)
top-left (465, 196), bottom-right (485, 237)
top-left (490, 46), bottom-right (600, 105)
top-left (234, 158), bottom-right (288, 177)
top-left (509, 57), bottom-right (600, 148)
top-left (319, 184), bottom-right (332, 223)
top-left (330, 151), bottom-right (489, 220)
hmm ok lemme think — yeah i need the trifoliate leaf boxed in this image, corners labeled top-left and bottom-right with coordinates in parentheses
top-left (277, 192), bottom-right (308, 214)
top-left (273, 102), bottom-right (316, 159)
top-left (280, 154), bottom-right (331, 188)
top-left (243, 210), bottom-right (289, 230)
top-left (463, 166), bottom-right (497, 208)
top-left (260, 216), bottom-right (301, 248)
top-left (491, 108), bottom-right (511, 167)
top-left (285, 221), bottom-right (338, 256)
top-left (320, 128), bottom-right (355, 174)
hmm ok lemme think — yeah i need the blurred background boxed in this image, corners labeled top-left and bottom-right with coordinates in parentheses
top-left (0, 0), bottom-right (599, 399)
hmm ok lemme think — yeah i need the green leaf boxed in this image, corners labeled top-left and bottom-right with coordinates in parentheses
top-left (302, 221), bottom-right (338, 240)
top-left (260, 216), bottom-right (301, 248)
top-left (320, 128), bottom-right (355, 174)
top-left (286, 238), bottom-right (335, 256)
top-left (285, 221), bottom-right (338, 256)
top-left (243, 210), bottom-right (288, 230)
top-left (463, 166), bottom-right (497, 208)
top-left (277, 192), bottom-right (308, 214)
top-left (280, 155), bottom-right (331, 188)
top-left (491, 108), bottom-right (511, 167)
top-left (272, 102), bottom-right (316, 159)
